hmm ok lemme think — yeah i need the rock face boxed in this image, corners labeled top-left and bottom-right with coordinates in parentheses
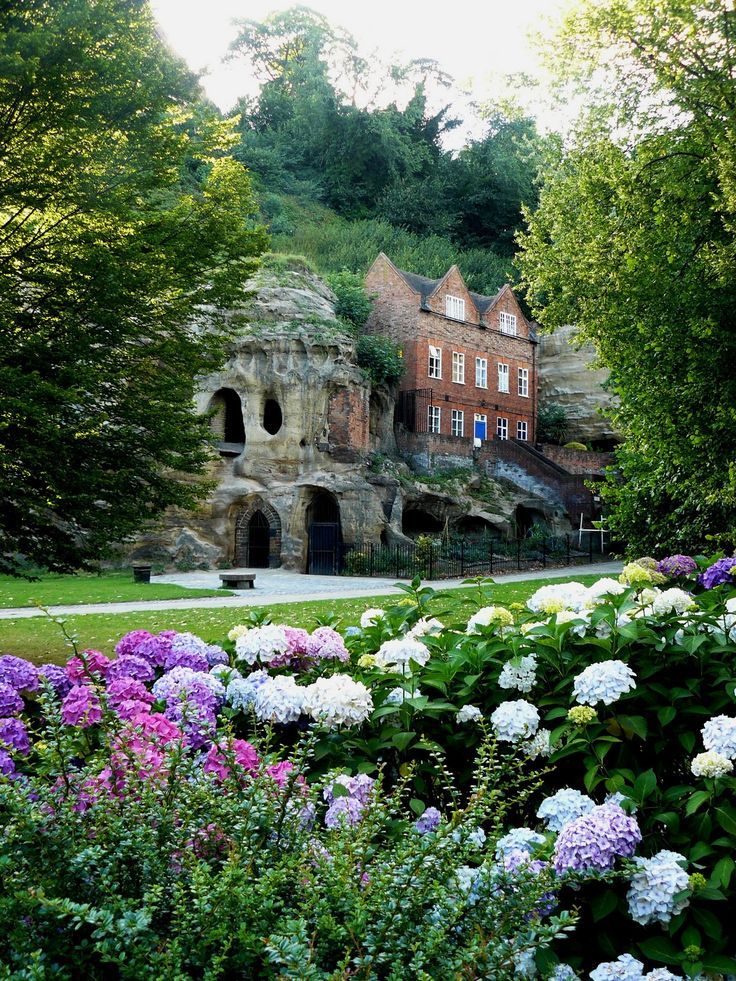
top-left (538, 324), bottom-right (619, 447)
top-left (127, 262), bottom-right (579, 572)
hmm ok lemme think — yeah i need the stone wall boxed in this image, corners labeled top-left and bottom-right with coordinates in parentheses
top-left (539, 443), bottom-right (615, 475)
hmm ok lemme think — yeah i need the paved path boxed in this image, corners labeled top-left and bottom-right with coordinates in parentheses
top-left (0, 562), bottom-right (622, 621)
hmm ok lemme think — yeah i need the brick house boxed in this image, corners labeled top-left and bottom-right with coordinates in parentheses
top-left (364, 253), bottom-right (537, 449)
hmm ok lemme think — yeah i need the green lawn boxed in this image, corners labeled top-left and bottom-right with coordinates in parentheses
top-left (0, 570), bottom-right (230, 609)
top-left (0, 574), bottom-right (604, 666)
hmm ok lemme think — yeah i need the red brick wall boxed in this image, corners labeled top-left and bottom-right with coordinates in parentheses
top-left (328, 386), bottom-right (370, 453)
top-left (365, 254), bottom-right (537, 443)
top-left (540, 444), bottom-right (615, 475)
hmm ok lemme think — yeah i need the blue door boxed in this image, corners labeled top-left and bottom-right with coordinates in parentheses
top-left (474, 415), bottom-right (487, 441)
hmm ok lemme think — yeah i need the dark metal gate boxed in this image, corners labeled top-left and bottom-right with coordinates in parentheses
top-left (307, 522), bottom-right (341, 575)
top-left (247, 511), bottom-right (270, 568)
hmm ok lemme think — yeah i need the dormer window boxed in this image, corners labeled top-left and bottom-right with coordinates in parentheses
top-left (499, 311), bottom-right (517, 335)
top-left (446, 295), bottom-right (465, 321)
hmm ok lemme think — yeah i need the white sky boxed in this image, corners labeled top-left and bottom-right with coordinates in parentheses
top-left (151, 0), bottom-right (572, 132)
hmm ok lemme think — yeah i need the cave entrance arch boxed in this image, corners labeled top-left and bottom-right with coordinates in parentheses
top-left (234, 498), bottom-right (281, 568)
top-left (515, 504), bottom-right (547, 538)
top-left (208, 388), bottom-right (245, 455)
top-left (306, 490), bottom-right (342, 575)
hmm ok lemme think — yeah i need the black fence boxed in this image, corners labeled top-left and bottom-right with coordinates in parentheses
top-left (334, 534), bottom-right (609, 580)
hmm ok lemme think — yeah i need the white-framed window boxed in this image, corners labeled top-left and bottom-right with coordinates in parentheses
top-left (451, 409), bottom-right (464, 437)
top-left (446, 295), bottom-right (466, 321)
top-left (497, 362), bottom-right (510, 393)
top-left (496, 417), bottom-right (509, 440)
top-left (517, 420), bottom-right (528, 441)
top-left (428, 345), bottom-right (442, 379)
top-left (452, 351), bottom-right (465, 384)
top-left (474, 413), bottom-right (487, 441)
top-left (427, 405), bottom-right (441, 434)
top-left (518, 367), bottom-right (529, 398)
top-left (475, 357), bottom-right (487, 388)
top-left (499, 311), bottom-right (517, 336)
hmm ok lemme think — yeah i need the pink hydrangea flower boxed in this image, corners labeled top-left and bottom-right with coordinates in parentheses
top-left (204, 739), bottom-right (260, 781)
top-left (66, 650), bottom-right (111, 683)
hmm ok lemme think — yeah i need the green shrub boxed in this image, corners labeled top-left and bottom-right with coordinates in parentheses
top-left (356, 335), bottom-right (405, 386)
top-left (537, 403), bottom-right (569, 445)
top-left (563, 441), bottom-right (588, 452)
top-left (324, 270), bottom-right (374, 330)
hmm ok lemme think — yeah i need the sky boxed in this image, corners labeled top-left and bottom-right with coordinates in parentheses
top-left (150, 0), bottom-right (571, 132)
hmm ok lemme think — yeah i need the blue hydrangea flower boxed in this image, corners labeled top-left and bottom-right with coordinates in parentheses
top-left (495, 827), bottom-right (546, 860)
top-left (590, 953), bottom-right (644, 980)
top-left (414, 806), bottom-right (441, 834)
top-left (537, 788), bottom-right (595, 832)
top-left (626, 850), bottom-right (689, 925)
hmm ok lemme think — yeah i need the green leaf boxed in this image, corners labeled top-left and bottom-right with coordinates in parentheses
top-left (590, 888), bottom-right (618, 922)
top-left (637, 936), bottom-right (680, 965)
top-left (391, 731), bottom-right (416, 752)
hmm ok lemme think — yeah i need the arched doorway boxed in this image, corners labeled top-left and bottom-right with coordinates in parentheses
top-left (208, 388), bottom-right (245, 455)
top-left (234, 498), bottom-right (281, 568)
top-left (306, 490), bottom-right (342, 575)
top-left (247, 511), bottom-right (270, 567)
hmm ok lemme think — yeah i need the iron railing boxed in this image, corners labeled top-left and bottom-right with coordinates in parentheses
top-left (333, 534), bottom-right (608, 580)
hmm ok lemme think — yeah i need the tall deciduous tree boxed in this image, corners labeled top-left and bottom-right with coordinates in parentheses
top-left (0, 0), bottom-right (267, 575)
top-left (519, 0), bottom-right (736, 553)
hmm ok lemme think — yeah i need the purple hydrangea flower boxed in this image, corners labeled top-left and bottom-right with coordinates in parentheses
top-left (0, 749), bottom-right (15, 777)
top-left (0, 717), bottom-right (30, 754)
top-left (0, 655), bottom-right (39, 693)
top-left (115, 630), bottom-right (171, 667)
top-left (61, 685), bottom-right (103, 728)
top-left (106, 655), bottom-right (155, 684)
top-left (657, 554), bottom-right (697, 578)
top-left (38, 663), bottom-right (73, 698)
top-left (306, 627), bottom-right (349, 663)
top-left (699, 556), bottom-right (736, 590)
top-left (0, 683), bottom-right (24, 716)
top-left (415, 806), bottom-right (441, 834)
top-left (164, 649), bottom-right (210, 673)
top-left (323, 773), bottom-right (375, 805)
top-left (553, 804), bottom-right (641, 874)
top-left (325, 796), bottom-right (365, 828)
top-left (169, 632), bottom-right (228, 667)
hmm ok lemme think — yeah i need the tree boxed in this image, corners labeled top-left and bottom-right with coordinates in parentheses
top-left (0, 0), bottom-right (268, 575)
top-left (518, 0), bottom-right (736, 554)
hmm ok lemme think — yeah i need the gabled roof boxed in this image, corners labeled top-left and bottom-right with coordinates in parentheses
top-left (394, 268), bottom-right (443, 303)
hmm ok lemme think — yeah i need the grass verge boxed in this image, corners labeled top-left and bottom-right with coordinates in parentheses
top-left (0, 571), bottom-right (230, 609)
top-left (0, 574), bottom-right (604, 665)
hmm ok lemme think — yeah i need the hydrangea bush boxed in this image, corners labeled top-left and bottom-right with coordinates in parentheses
top-left (3, 553), bottom-right (736, 977)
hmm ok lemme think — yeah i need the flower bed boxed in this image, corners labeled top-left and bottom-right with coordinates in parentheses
top-left (1, 556), bottom-right (736, 977)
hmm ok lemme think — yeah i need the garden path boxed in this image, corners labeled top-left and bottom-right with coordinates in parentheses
top-left (0, 562), bottom-right (622, 621)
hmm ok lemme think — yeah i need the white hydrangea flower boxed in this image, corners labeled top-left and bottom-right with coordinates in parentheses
top-left (456, 704), bottom-right (482, 723)
top-left (537, 788), bottom-right (595, 832)
top-left (553, 609), bottom-right (590, 637)
top-left (651, 588), bottom-right (697, 616)
top-left (210, 663), bottom-right (241, 684)
top-left (527, 581), bottom-right (590, 614)
top-left (520, 620), bottom-right (546, 635)
top-left (466, 605), bottom-right (514, 633)
top-left (385, 685), bottom-right (423, 706)
top-left (586, 578), bottom-right (627, 604)
top-left (572, 660), bottom-right (636, 706)
top-left (644, 970), bottom-right (681, 980)
top-left (454, 865), bottom-right (478, 895)
top-left (513, 948), bottom-right (538, 978)
top-left (451, 824), bottom-right (487, 849)
top-left (590, 953), bottom-right (645, 981)
top-left (605, 791), bottom-right (637, 813)
top-left (523, 728), bottom-right (552, 760)
top-left (234, 625), bottom-right (290, 665)
top-left (498, 655), bottom-right (537, 693)
top-left (495, 827), bottom-right (546, 860)
top-left (360, 608), bottom-right (386, 628)
top-left (253, 675), bottom-right (305, 724)
top-left (302, 675), bottom-right (373, 729)
top-left (638, 587), bottom-right (661, 606)
top-left (374, 637), bottom-right (430, 672)
top-left (151, 666), bottom-right (225, 701)
top-left (626, 850), bottom-right (689, 926)
top-left (406, 617), bottom-right (443, 638)
top-left (701, 715), bottom-right (736, 759)
top-left (490, 699), bottom-right (539, 743)
top-left (691, 749), bottom-right (734, 777)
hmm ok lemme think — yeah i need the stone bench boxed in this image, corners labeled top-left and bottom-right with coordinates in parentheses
top-left (219, 573), bottom-right (256, 590)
